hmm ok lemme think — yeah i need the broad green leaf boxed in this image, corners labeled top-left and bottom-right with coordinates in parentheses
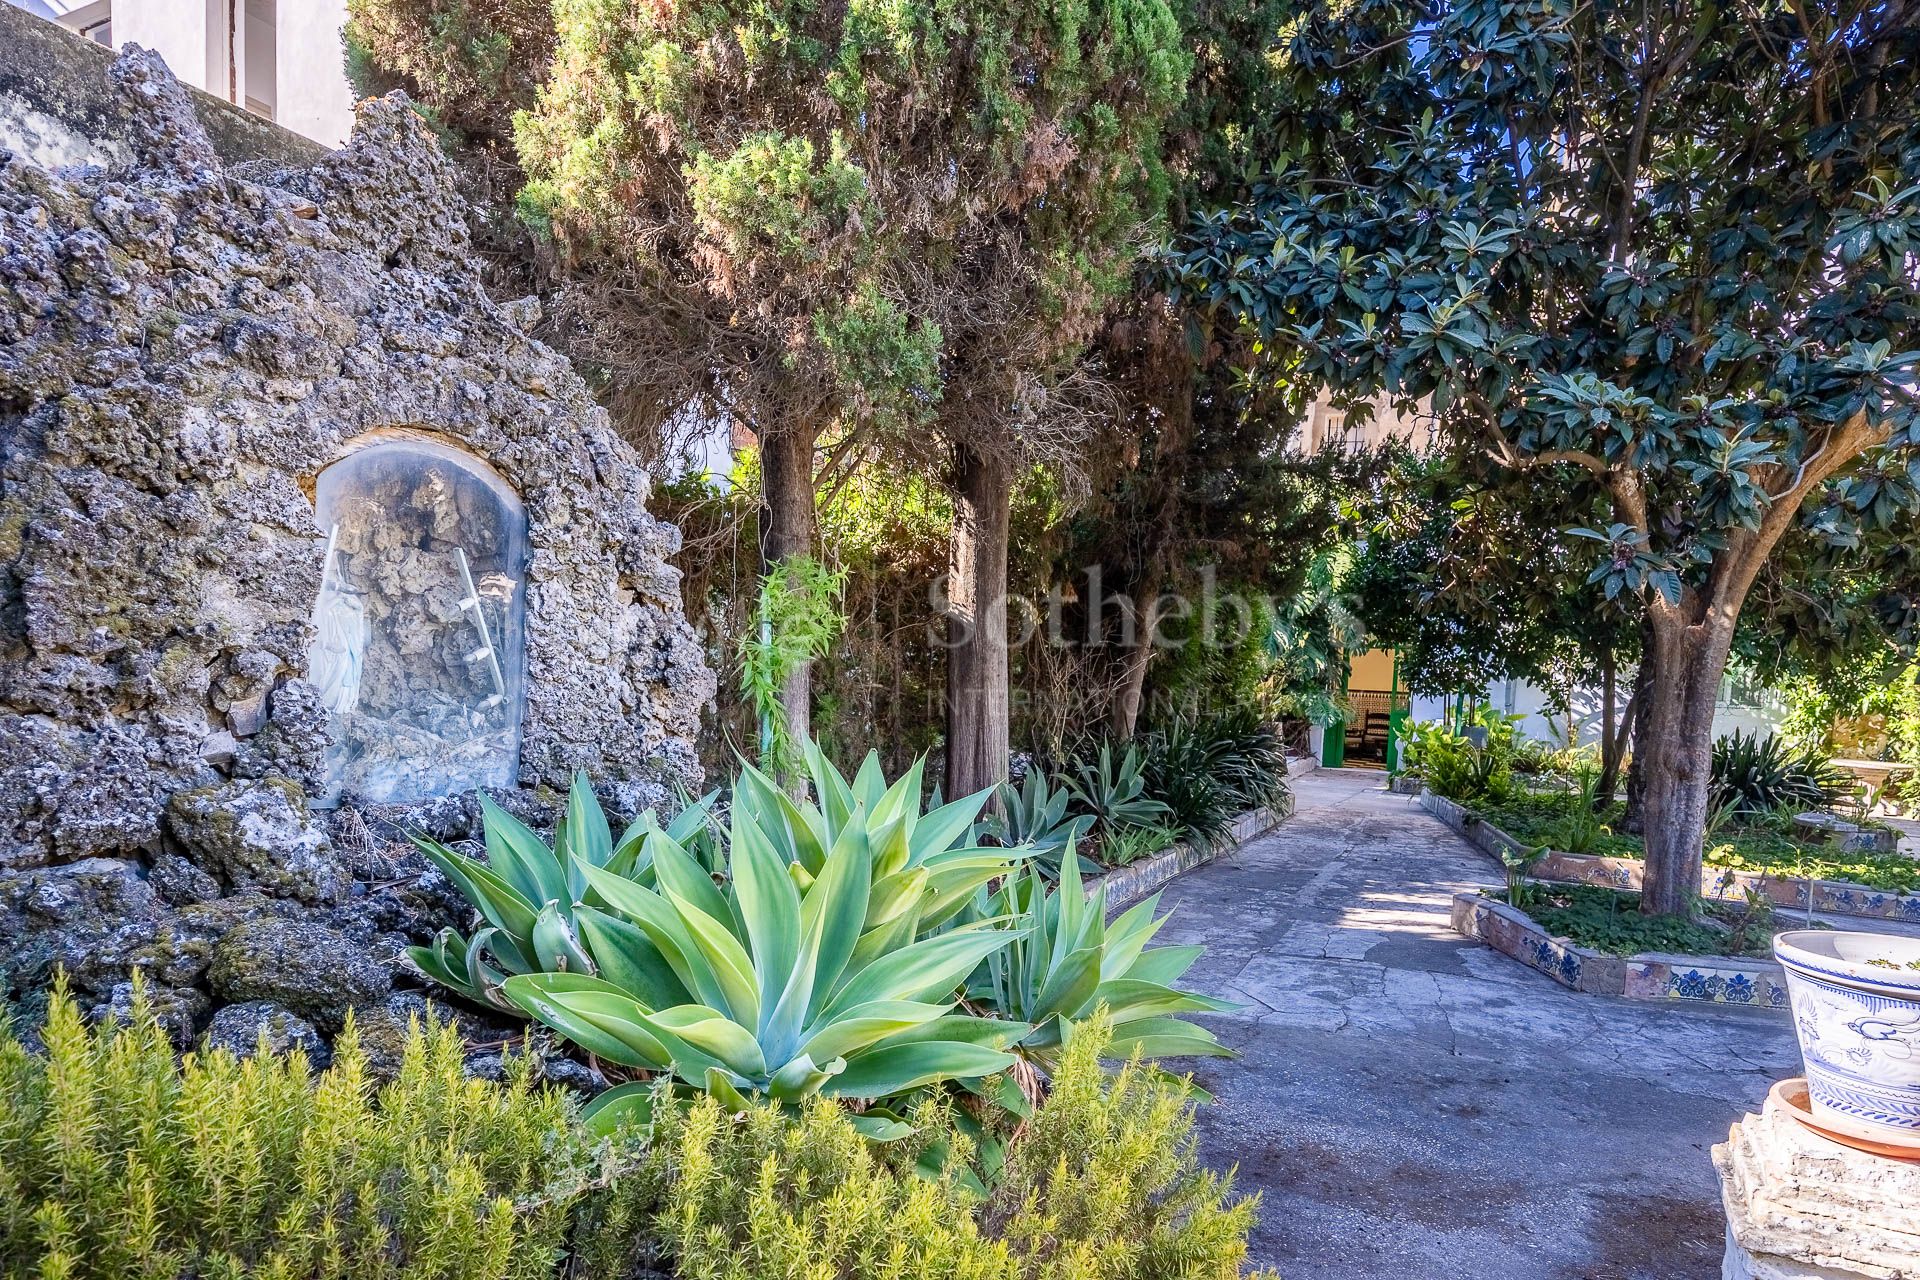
top-left (577, 906), bottom-right (689, 1009)
top-left (824, 1042), bottom-right (1017, 1098)
top-left (798, 1000), bottom-right (950, 1063)
top-left (479, 795), bottom-right (569, 913)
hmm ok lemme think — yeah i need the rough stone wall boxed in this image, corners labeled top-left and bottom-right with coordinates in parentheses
top-left (0, 44), bottom-right (714, 1047)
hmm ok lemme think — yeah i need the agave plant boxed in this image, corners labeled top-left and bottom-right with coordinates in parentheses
top-left (1065, 741), bottom-right (1172, 832)
top-left (979, 768), bottom-right (1095, 877)
top-left (408, 746), bottom-right (1037, 1123)
top-left (407, 774), bottom-right (719, 1011)
top-left (1710, 730), bottom-right (1845, 817)
top-left (970, 851), bottom-right (1234, 1069)
top-left (503, 775), bottom-right (1029, 1130)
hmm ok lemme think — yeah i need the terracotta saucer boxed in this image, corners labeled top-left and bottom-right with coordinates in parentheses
top-left (1770, 1078), bottom-right (1920, 1161)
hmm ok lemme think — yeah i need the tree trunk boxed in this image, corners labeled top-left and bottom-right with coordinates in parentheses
top-left (945, 444), bottom-right (1013, 802)
top-left (1634, 610), bottom-right (1737, 917)
top-left (758, 423), bottom-right (818, 769)
top-left (1109, 558), bottom-right (1166, 740)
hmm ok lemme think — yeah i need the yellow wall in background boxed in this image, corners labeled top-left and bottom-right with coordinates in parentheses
top-left (1349, 648), bottom-right (1395, 691)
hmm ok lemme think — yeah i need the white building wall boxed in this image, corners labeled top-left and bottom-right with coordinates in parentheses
top-left (272, 0), bottom-right (351, 146)
top-left (108, 0), bottom-right (215, 85)
top-left (8, 0), bottom-right (356, 148)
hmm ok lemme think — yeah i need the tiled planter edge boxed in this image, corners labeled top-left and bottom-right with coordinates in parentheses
top-left (1419, 791), bottom-right (1920, 926)
top-left (1088, 803), bottom-right (1291, 912)
top-left (1449, 892), bottom-right (1791, 1011)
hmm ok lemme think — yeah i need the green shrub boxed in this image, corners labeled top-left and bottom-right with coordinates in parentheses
top-left (1141, 712), bottom-right (1292, 848)
top-left (0, 983), bottom-right (646, 1280)
top-left (1709, 730), bottom-right (1845, 817)
top-left (1065, 741), bottom-right (1173, 834)
top-left (643, 1019), bottom-right (1274, 1280)
top-left (971, 855), bottom-right (1232, 1070)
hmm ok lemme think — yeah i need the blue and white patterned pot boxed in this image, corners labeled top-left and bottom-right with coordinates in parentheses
top-left (1775, 930), bottom-right (1920, 1142)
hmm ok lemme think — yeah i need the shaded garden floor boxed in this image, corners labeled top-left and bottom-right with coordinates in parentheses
top-left (1163, 770), bottom-right (1798, 1279)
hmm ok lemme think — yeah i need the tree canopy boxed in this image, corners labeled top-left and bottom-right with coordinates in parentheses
top-left (1173, 0), bottom-right (1920, 913)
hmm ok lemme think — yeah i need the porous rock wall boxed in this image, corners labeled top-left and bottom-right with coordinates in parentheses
top-left (0, 43), bottom-right (714, 1053)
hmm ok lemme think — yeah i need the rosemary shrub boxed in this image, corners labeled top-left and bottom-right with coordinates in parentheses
top-left (0, 982), bottom-right (651, 1280)
top-left (644, 1018), bottom-right (1275, 1280)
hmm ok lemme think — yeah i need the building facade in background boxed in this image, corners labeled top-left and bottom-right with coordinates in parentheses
top-left (10, 0), bottom-right (354, 145)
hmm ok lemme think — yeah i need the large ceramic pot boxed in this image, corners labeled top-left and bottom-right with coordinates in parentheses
top-left (1774, 930), bottom-right (1920, 1143)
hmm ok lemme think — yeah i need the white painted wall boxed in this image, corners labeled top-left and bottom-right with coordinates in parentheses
top-left (8, 0), bottom-right (357, 148)
top-left (272, 0), bottom-right (351, 146)
top-left (108, 0), bottom-right (215, 86)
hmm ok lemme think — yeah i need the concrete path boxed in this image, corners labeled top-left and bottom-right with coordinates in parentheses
top-left (1159, 769), bottom-right (1799, 1280)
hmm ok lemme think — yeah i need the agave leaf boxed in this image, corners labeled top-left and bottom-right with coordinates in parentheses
top-left (851, 752), bottom-right (888, 811)
top-left (580, 1081), bottom-right (656, 1137)
top-left (666, 896), bottom-right (761, 1030)
top-left (1092, 977), bottom-right (1238, 1018)
top-left (768, 1052), bottom-right (840, 1101)
top-left (664, 789), bottom-right (721, 845)
top-left (1125, 943), bottom-right (1206, 986)
top-left (576, 862), bottom-right (715, 1008)
top-left (651, 828), bottom-right (733, 929)
top-left (478, 795), bottom-right (569, 916)
top-left (797, 999), bottom-right (951, 1064)
top-left (701, 1067), bottom-right (756, 1110)
top-left (405, 931), bottom-right (469, 993)
top-left (728, 797), bottom-right (803, 1027)
top-left (822, 925), bottom-right (1023, 1019)
top-left (802, 739), bottom-right (857, 837)
top-left (911, 787), bottom-right (995, 862)
top-left (1104, 1016), bottom-right (1234, 1060)
top-left (824, 1041), bottom-right (1017, 1098)
top-left (532, 900), bottom-right (596, 975)
top-left (410, 835), bottom-right (540, 944)
top-left (501, 973), bottom-right (671, 1069)
top-left (1032, 944), bottom-right (1103, 1021)
top-left (576, 907), bottom-right (689, 1009)
top-left (867, 866), bottom-right (930, 928)
top-left (846, 1112), bottom-right (916, 1142)
top-left (651, 1007), bottom-right (767, 1078)
top-left (561, 770), bottom-right (614, 900)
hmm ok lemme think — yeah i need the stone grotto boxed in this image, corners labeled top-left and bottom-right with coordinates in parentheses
top-left (0, 24), bottom-right (715, 1069)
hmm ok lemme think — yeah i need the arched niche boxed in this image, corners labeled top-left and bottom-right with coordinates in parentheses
top-left (305, 435), bottom-right (528, 805)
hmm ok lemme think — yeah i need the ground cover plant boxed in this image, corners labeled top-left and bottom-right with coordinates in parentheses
top-left (1475, 791), bottom-right (1920, 895)
top-left (0, 992), bottom-right (1274, 1280)
top-left (1503, 884), bottom-right (1779, 960)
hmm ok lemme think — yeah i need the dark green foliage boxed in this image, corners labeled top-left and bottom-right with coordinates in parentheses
top-left (0, 984), bottom-right (648, 1280)
top-left (1709, 731), bottom-right (1846, 818)
top-left (1175, 0), bottom-right (1920, 909)
top-left (1521, 886), bottom-right (1770, 959)
top-left (1141, 711), bottom-right (1292, 848)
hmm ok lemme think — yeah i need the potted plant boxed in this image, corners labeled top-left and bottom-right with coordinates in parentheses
top-left (1774, 930), bottom-right (1920, 1145)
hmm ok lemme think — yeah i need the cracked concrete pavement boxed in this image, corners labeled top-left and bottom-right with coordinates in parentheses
top-left (1160, 768), bottom-right (1799, 1279)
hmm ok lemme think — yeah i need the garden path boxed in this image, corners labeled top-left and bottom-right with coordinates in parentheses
top-left (1159, 768), bottom-right (1798, 1280)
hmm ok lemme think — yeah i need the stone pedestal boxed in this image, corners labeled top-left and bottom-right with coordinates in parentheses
top-left (1714, 1092), bottom-right (1920, 1278)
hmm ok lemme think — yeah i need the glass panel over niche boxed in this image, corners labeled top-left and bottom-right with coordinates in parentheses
top-left (306, 437), bottom-right (528, 805)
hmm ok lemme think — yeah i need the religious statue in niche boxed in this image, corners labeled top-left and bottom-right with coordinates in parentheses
top-left (305, 438), bottom-right (529, 805)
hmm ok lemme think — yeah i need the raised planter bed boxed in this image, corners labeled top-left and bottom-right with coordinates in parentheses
top-left (1086, 802), bottom-right (1292, 911)
top-left (1449, 892), bottom-right (1791, 1011)
top-left (1420, 791), bottom-right (1920, 926)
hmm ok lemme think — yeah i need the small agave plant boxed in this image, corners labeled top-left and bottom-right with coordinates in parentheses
top-left (971, 850), bottom-right (1235, 1069)
top-left (408, 746), bottom-right (1034, 1127)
